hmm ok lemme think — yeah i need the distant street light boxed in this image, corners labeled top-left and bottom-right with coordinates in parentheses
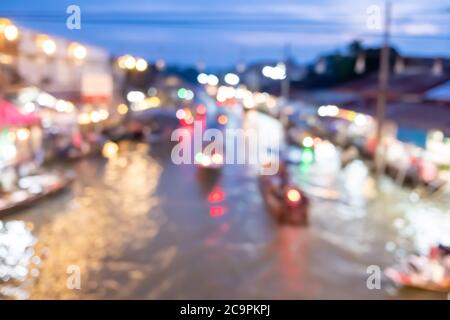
top-left (224, 73), bottom-right (240, 86)
top-left (124, 55), bottom-right (136, 70)
top-left (207, 74), bottom-right (219, 86)
top-left (42, 38), bottom-right (56, 55)
top-left (262, 63), bottom-right (286, 80)
top-left (4, 24), bottom-right (19, 41)
top-left (69, 42), bottom-right (87, 60)
top-left (135, 58), bottom-right (148, 71)
top-left (117, 55), bottom-right (148, 72)
top-left (197, 73), bottom-right (208, 84)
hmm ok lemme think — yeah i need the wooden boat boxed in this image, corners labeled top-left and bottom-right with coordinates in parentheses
top-left (385, 255), bottom-right (450, 292)
top-left (0, 175), bottom-right (72, 216)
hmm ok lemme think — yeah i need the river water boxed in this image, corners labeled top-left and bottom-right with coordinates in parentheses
top-left (0, 112), bottom-right (449, 299)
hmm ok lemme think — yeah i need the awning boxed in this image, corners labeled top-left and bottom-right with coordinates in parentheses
top-left (0, 100), bottom-right (40, 127)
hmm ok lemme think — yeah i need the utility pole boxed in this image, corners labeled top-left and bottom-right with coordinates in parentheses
top-left (375, 1), bottom-right (391, 173)
top-left (281, 43), bottom-right (291, 100)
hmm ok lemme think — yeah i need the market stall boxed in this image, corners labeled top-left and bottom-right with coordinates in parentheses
top-left (0, 100), bottom-right (71, 215)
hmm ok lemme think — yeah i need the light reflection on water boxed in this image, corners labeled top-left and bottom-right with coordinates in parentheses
top-left (0, 221), bottom-right (38, 299)
top-left (1, 142), bottom-right (162, 299)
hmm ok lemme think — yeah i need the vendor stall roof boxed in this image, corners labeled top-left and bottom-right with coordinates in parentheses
top-left (0, 100), bottom-right (40, 127)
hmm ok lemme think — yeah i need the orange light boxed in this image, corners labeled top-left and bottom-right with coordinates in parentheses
top-left (286, 189), bottom-right (301, 202)
top-left (217, 114), bottom-right (228, 125)
top-left (184, 116), bottom-right (194, 125)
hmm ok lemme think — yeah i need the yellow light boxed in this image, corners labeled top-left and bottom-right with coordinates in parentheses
top-left (117, 103), bottom-right (128, 115)
top-left (69, 43), bottom-right (87, 60)
top-left (0, 18), bottom-right (12, 26)
top-left (16, 128), bottom-right (30, 141)
top-left (99, 109), bottom-right (109, 120)
top-left (146, 96), bottom-right (160, 108)
top-left (42, 38), bottom-right (56, 55)
top-left (287, 189), bottom-right (301, 202)
top-left (135, 58), bottom-right (148, 72)
top-left (4, 25), bottom-right (19, 41)
top-left (78, 113), bottom-right (91, 125)
top-left (102, 141), bottom-right (119, 159)
top-left (117, 56), bottom-right (127, 69)
top-left (212, 153), bottom-right (223, 165)
top-left (124, 55), bottom-right (136, 69)
top-left (65, 102), bottom-right (75, 113)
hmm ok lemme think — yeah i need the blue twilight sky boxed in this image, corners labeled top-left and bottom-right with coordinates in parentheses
top-left (1, 0), bottom-right (449, 67)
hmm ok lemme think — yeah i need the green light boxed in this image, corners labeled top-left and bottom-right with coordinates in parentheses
top-left (301, 148), bottom-right (314, 164)
top-left (177, 88), bottom-right (188, 99)
top-left (195, 152), bottom-right (203, 163)
top-left (299, 161), bottom-right (311, 175)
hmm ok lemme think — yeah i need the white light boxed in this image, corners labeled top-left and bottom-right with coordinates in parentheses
top-left (197, 73), bottom-right (209, 84)
top-left (318, 105), bottom-right (339, 117)
top-left (4, 25), bottom-right (19, 41)
top-left (318, 106), bottom-right (327, 117)
top-left (37, 92), bottom-right (57, 107)
top-left (274, 63), bottom-right (286, 80)
top-left (126, 91), bottom-right (145, 103)
top-left (23, 102), bottom-right (36, 113)
top-left (302, 136), bottom-right (314, 148)
top-left (354, 114), bottom-right (367, 126)
top-left (207, 74), bottom-right (219, 86)
top-left (55, 100), bottom-right (68, 112)
top-left (185, 90), bottom-right (194, 100)
top-left (72, 44), bottom-right (87, 60)
top-left (135, 58), bottom-right (148, 71)
top-left (224, 73), bottom-right (240, 86)
top-left (16, 128), bottom-right (30, 141)
top-left (327, 105), bottom-right (339, 117)
top-left (262, 66), bottom-right (272, 78)
top-left (261, 64), bottom-right (286, 80)
top-left (432, 130), bottom-right (444, 141)
top-left (90, 111), bottom-right (101, 123)
top-left (42, 39), bottom-right (56, 55)
top-left (176, 109), bottom-right (186, 120)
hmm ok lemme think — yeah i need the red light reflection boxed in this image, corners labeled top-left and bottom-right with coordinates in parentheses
top-left (209, 206), bottom-right (225, 217)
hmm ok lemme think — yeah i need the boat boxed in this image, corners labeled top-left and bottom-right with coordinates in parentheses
top-left (259, 174), bottom-right (309, 226)
top-left (0, 173), bottom-right (73, 216)
top-left (385, 254), bottom-right (450, 292)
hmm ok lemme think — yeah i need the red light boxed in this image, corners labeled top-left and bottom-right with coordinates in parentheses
top-left (208, 188), bottom-right (225, 203)
top-left (196, 104), bottom-right (206, 115)
top-left (210, 206), bottom-right (225, 217)
top-left (286, 189), bottom-right (301, 202)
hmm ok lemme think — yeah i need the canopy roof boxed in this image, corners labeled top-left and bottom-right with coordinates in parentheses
top-left (0, 100), bottom-right (40, 127)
